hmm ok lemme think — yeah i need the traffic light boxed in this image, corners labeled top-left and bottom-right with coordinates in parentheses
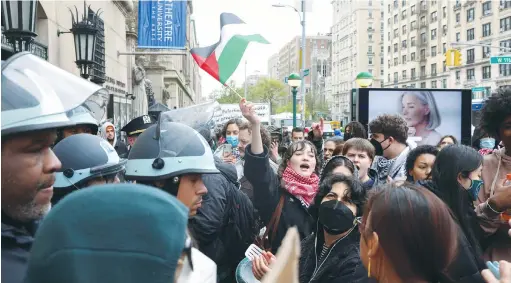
top-left (453, 49), bottom-right (462, 66)
top-left (445, 49), bottom-right (453, 66)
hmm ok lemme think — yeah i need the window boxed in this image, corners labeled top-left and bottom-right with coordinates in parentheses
top-left (394, 28), bottom-right (399, 37)
top-left (467, 68), bottom-right (475, 80)
top-left (402, 40), bottom-right (407, 48)
top-left (431, 80), bottom-right (437, 88)
top-left (369, 57), bottom-right (373, 64)
top-left (420, 65), bottom-right (426, 76)
top-left (500, 39), bottom-right (511, 53)
top-left (394, 14), bottom-right (398, 23)
top-left (402, 0), bottom-right (406, 6)
top-left (442, 25), bottom-right (447, 36)
top-left (482, 66), bottom-right (491, 79)
top-left (443, 6), bottom-right (447, 18)
top-left (381, 57), bottom-right (384, 64)
top-left (500, 17), bottom-right (511, 32)
top-left (456, 13), bottom-right (460, 24)
top-left (369, 34), bottom-right (373, 40)
top-left (455, 71), bottom-right (460, 80)
top-left (402, 55), bottom-right (407, 63)
top-left (388, 46), bottom-right (391, 52)
top-left (456, 32), bottom-right (461, 42)
top-left (421, 32), bottom-right (426, 43)
top-left (482, 1), bottom-right (492, 15)
top-left (420, 49), bottom-right (426, 58)
top-left (431, 63), bottom-right (437, 75)
top-left (411, 5), bottom-right (416, 15)
top-left (467, 28), bottom-right (475, 40)
top-left (369, 0), bottom-right (372, 6)
top-left (411, 20), bottom-right (417, 29)
top-left (421, 82), bottom-right (426, 88)
top-left (411, 37), bottom-right (416, 46)
top-left (394, 57), bottom-right (398, 65)
top-left (411, 68), bottom-right (416, 78)
top-left (500, 64), bottom-right (511, 76)
top-left (467, 8), bottom-right (475, 22)
top-left (467, 48), bottom-right (475, 63)
top-left (442, 79), bottom-right (447, 88)
top-left (482, 46), bottom-right (491, 58)
top-left (402, 70), bottom-right (407, 79)
top-left (431, 11), bottom-right (437, 22)
top-left (402, 25), bottom-right (407, 34)
top-left (394, 43), bottom-right (398, 52)
top-left (420, 16), bottom-right (426, 26)
top-left (483, 23), bottom-right (491, 37)
top-left (431, 46), bottom-right (437, 56)
top-left (388, 32), bottom-right (391, 40)
top-left (388, 74), bottom-right (391, 82)
top-left (369, 45), bottom-right (373, 52)
top-left (410, 83), bottom-right (416, 88)
top-left (402, 10), bottom-right (407, 19)
top-left (443, 43), bottom-right (447, 53)
top-left (381, 46), bottom-right (384, 52)
top-left (443, 60), bottom-right (446, 72)
top-left (501, 0), bottom-right (511, 9)
top-left (431, 29), bottom-right (437, 40)
top-left (394, 72), bottom-right (399, 82)
top-left (411, 52), bottom-right (416, 60)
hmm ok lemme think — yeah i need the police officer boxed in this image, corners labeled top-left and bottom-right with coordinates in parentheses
top-left (121, 114), bottom-right (156, 149)
top-left (57, 105), bottom-right (99, 143)
top-left (125, 122), bottom-right (219, 217)
top-left (51, 134), bottom-right (127, 206)
top-left (1, 52), bottom-right (108, 283)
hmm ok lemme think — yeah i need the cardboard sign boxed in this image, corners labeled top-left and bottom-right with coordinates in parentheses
top-left (214, 103), bottom-right (270, 124)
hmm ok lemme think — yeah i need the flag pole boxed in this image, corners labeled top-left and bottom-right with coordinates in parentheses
top-left (225, 83), bottom-right (244, 100)
top-left (244, 60), bottom-right (248, 98)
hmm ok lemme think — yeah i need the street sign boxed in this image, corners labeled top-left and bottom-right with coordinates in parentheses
top-left (472, 87), bottom-right (486, 92)
top-left (303, 69), bottom-right (310, 76)
top-left (490, 56), bottom-right (511, 64)
top-left (284, 76), bottom-right (288, 83)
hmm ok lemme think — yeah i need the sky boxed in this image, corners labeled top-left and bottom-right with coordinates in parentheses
top-left (192, 0), bottom-right (333, 98)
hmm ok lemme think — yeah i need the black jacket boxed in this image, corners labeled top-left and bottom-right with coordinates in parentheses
top-left (419, 181), bottom-right (485, 283)
top-left (299, 229), bottom-right (369, 283)
top-left (244, 144), bottom-right (314, 253)
top-left (189, 156), bottom-right (251, 283)
top-left (114, 140), bottom-right (129, 158)
top-left (1, 212), bottom-right (38, 283)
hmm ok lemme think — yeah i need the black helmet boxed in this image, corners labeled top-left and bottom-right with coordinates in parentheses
top-left (1, 52), bottom-right (108, 136)
top-left (125, 122), bottom-right (219, 181)
top-left (53, 134), bottom-right (126, 203)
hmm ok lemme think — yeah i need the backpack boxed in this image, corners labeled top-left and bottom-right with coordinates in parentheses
top-left (217, 166), bottom-right (258, 263)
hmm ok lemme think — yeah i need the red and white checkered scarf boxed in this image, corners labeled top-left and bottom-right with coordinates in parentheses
top-left (281, 166), bottom-right (319, 207)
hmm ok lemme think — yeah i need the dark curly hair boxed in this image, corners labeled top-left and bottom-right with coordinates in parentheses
top-left (309, 174), bottom-right (367, 223)
top-left (345, 121), bottom-right (367, 139)
top-left (221, 118), bottom-right (243, 138)
top-left (437, 135), bottom-right (458, 148)
top-left (369, 114), bottom-right (409, 144)
top-left (278, 140), bottom-right (321, 178)
top-left (405, 145), bottom-right (439, 180)
top-left (480, 89), bottom-right (511, 139)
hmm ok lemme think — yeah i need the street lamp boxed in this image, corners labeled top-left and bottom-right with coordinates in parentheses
top-left (58, 3), bottom-right (102, 79)
top-left (287, 73), bottom-right (302, 128)
top-left (356, 72), bottom-right (374, 88)
top-left (1, 0), bottom-right (38, 53)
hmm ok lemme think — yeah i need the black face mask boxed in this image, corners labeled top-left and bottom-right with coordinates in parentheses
top-left (370, 138), bottom-right (384, 156)
top-left (318, 200), bottom-right (356, 235)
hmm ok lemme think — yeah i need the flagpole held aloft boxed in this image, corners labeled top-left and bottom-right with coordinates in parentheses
top-left (225, 83), bottom-right (244, 100)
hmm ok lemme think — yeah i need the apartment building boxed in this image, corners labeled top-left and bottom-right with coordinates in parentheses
top-left (267, 53), bottom-right (280, 80)
top-left (384, 0), bottom-right (452, 89)
top-left (331, 0), bottom-right (384, 123)
top-left (449, 0), bottom-right (511, 98)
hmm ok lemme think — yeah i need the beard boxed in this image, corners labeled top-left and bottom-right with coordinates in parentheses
top-left (4, 200), bottom-right (51, 222)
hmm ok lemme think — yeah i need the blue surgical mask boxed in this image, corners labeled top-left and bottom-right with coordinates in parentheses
top-left (467, 179), bottom-right (483, 201)
top-left (480, 138), bottom-right (495, 149)
top-left (226, 135), bottom-right (239, 147)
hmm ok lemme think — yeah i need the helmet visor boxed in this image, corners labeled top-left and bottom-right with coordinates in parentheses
top-left (1, 52), bottom-right (108, 135)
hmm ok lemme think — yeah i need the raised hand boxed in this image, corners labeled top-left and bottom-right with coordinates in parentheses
top-left (311, 117), bottom-right (324, 140)
top-left (239, 98), bottom-right (260, 125)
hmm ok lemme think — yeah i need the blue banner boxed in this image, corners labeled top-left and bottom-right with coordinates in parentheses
top-left (137, 0), bottom-right (187, 49)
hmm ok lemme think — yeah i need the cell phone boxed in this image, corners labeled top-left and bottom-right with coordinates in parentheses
top-left (486, 261), bottom-right (501, 280)
top-left (223, 144), bottom-right (233, 157)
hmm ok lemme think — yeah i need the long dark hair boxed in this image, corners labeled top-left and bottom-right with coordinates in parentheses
top-left (320, 155), bottom-right (357, 183)
top-left (345, 121), bottom-right (367, 139)
top-left (430, 144), bottom-right (484, 260)
top-left (278, 140), bottom-right (321, 178)
top-left (361, 183), bottom-right (458, 282)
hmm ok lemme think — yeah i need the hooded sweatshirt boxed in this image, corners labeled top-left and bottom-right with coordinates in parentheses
top-left (24, 183), bottom-right (190, 283)
top-left (100, 122), bottom-right (128, 158)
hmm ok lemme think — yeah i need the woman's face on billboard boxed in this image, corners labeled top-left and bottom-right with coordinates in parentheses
top-left (401, 94), bottom-right (430, 127)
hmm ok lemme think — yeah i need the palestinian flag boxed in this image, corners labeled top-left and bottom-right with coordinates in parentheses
top-left (190, 13), bottom-right (270, 85)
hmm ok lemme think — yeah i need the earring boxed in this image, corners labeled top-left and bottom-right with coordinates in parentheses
top-left (368, 257), bottom-right (371, 277)
top-left (173, 176), bottom-right (179, 184)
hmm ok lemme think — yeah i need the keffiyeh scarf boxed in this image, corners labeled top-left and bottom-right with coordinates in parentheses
top-left (281, 166), bottom-right (319, 207)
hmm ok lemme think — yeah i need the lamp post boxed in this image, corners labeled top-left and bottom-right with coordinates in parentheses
top-left (272, 1), bottom-right (306, 126)
top-left (1, 0), bottom-right (38, 53)
top-left (288, 73), bottom-right (302, 128)
top-left (58, 3), bottom-right (102, 79)
top-left (356, 72), bottom-right (374, 88)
